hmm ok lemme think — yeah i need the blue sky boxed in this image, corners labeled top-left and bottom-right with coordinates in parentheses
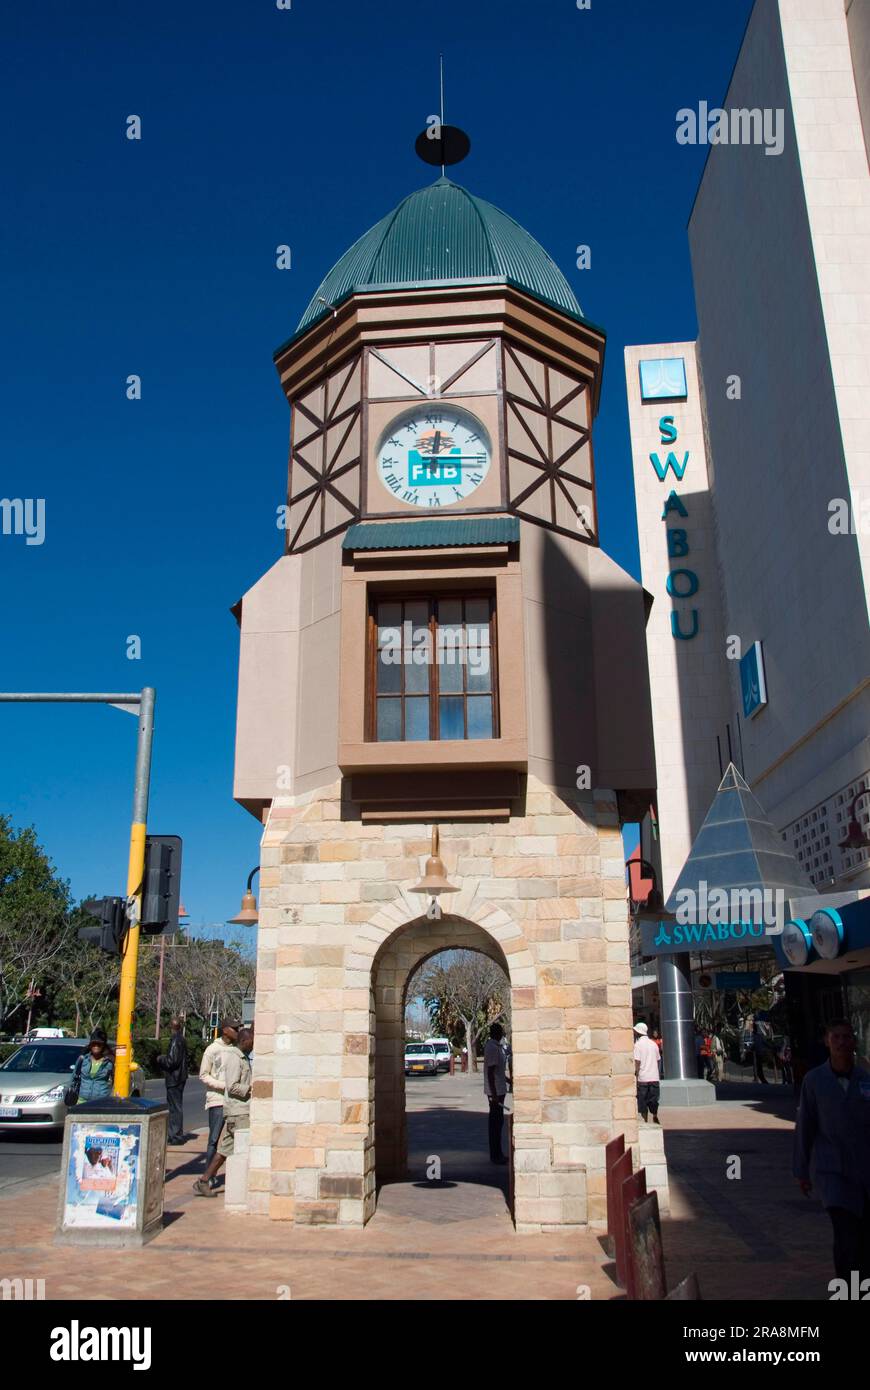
top-left (1, 0), bottom-right (754, 924)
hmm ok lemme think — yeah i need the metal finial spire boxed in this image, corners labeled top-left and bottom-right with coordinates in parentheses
top-left (414, 57), bottom-right (471, 172)
top-left (439, 54), bottom-right (446, 177)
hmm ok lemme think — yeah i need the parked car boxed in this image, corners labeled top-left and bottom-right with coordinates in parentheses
top-left (426, 1038), bottom-right (452, 1072)
top-left (0, 1039), bottom-right (142, 1133)
top-left (404, 1042), bottom-right (439, 1077)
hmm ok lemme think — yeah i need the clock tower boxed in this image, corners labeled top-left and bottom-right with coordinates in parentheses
top-left (231, 161), bottom-right (664, 1230)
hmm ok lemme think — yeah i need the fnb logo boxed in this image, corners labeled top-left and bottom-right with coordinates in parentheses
top-left (408, 455), bottom-right (463, 486)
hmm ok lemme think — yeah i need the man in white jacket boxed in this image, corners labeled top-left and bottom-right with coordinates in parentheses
top-left (199, 1020), bottom-right (238, 1188)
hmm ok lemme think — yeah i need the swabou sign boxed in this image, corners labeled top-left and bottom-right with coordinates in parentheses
top-left (649, 414), bottom-right (700, 641)
top-left (640, 919), bottom-right (770, 956)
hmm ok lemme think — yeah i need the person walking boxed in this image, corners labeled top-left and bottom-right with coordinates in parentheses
top-left (156, 1017), bottom-right (189, 1146)
top-left (751, 1015), bottom-right (771, 1084)
top-left (651, 1027), bottom-right (664, 1079)
top-left (794, 1018), bottom-right (870, 1284)
top-left (699, 1031), bottom-right (714, 1081)
top-left (693, 1026), bottom-right (705, 1080)
top-left (193, 1028), bottom-right (254, 1198)
top-left (198, 1020), bottom-right (238, 1183)
top-left (634, 1022), bottom-right (661, 1124)
top-left (73, 1028), bottom-right (115, 1103)
top-left (484, 1022), bottom-right (509, 1164)
top-left (711, 1031), bottom-right (726, 1083)
top-left (779, 1034), bottom-right (794, 1087)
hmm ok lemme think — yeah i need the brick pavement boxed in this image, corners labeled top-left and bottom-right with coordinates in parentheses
top-left (660, 1083), bottom-right (836, 1301)
top-left (0, 1078), bottom-right (838, 1301)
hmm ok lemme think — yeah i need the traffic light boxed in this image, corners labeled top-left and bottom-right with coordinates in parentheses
top-left (80, 897), bottom-right (128, 955)
top-left (141, 834), bottom-right (182, 935)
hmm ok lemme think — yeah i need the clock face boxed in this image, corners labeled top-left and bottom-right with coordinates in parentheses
top-left (375, 405), bottom-right (492, 509)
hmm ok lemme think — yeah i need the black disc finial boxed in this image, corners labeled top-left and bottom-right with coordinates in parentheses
top-left (415, 124), bottom-right (471, 168)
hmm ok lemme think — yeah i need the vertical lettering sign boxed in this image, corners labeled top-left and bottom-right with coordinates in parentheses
top-left (639, 359), bottom-right (698, 641)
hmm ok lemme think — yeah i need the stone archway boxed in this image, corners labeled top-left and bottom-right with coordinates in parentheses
top-left (344, 895), bottom-right (535, 1226)
top-left (371, 914), bottom-right (513, 1198)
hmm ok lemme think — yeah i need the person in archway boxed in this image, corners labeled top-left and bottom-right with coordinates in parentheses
top-left (484, 1022), bottom-right (508, 1164)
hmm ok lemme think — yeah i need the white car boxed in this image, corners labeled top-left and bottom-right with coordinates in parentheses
top-left (404, 1043), bottom-right (438, 1077)
top-left (425, 1038), bottom-right (451, 1072)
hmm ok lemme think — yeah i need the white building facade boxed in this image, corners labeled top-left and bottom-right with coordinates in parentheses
top-left (628, 0), bottom-right (870, 905)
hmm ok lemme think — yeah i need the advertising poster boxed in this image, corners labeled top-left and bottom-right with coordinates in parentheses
top-left (63, 1121), bottom-right (142, 1229)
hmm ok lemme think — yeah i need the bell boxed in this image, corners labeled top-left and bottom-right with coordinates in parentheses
top-left (409, 826), bottom-right (459, 897)
top-left (228, 888), bottom-right (259, 926)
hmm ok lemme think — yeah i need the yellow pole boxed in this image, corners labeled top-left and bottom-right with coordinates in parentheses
top-left (114, 688), bottom-right (155, 1098)
top-left (114, 821), bottom-right (147, 1097)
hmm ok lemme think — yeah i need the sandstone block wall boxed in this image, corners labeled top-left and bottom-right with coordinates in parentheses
top-left (241, 774), bottom-right (667, 1230)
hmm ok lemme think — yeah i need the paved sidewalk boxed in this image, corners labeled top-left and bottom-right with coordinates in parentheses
top-left (660, 1087), bottom-right (835, 1301)
top-left (0, 1074), bottom-right (614, 1302)
top-left (0, 1079), bottom-right (837, 1301)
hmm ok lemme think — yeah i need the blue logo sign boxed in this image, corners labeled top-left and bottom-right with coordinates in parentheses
top-left (640, 919), bottom-right (768, 955)
top-left (639, 357), bottom-right (688, 402)
top-left (740, 640), bottom-right (768, 719)
top-left (408, 449), bottom-right (467, 488)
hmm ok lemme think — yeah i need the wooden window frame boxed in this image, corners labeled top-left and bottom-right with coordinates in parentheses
top-left (366, 591), bottom-right (500, 743)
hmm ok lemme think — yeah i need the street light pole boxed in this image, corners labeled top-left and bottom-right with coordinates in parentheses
top-left (0, 688), bottom-right (155, 1097)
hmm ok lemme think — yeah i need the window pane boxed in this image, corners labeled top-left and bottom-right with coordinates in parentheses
top-left (439, 696), bottom-right (465, 741)
top-left (377, 602), bottom-right (402, 630)
top-left (437, 598), bottom-right (462, 626)
top-left (376, 649), bottom-right (401, 694)
top-left (465, 598), bottom-right (490, 628)
top-left (404, 600), bottom-right (429, 629)
top-left (467, 696), bottom-right (493, 740)
top-left (405, 697), bottom-right (430, 741)
top-left (466, 639), bottom-right (491, 693)
top-left (438, 631), bottom-right (463, 693)
top-left (404, 628), bottom-right (430, 693)
top-left (376, 698), bottom-right (401, 742)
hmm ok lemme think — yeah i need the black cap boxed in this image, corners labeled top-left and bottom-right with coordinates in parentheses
top-left (89, 1027), bottom-right (108, 1044)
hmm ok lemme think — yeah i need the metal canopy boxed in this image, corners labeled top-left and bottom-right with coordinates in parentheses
top-left (664, 763), bottom-right (817, 920)
top-left (342, 516), bottom-right (519, 551)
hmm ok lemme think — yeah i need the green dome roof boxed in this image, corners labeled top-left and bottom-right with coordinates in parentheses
top-left (294, 176), bottom-right (585, 338)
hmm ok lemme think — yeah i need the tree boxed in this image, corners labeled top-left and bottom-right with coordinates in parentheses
top-left (415, 949), bottom-right (510, 1071)
top-left (0, 817), bottom-right (71, 1031)
top-left (135, 932), bottom-right (256, 1036)
top-left (53, 931), bottom-right (121, 1035)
